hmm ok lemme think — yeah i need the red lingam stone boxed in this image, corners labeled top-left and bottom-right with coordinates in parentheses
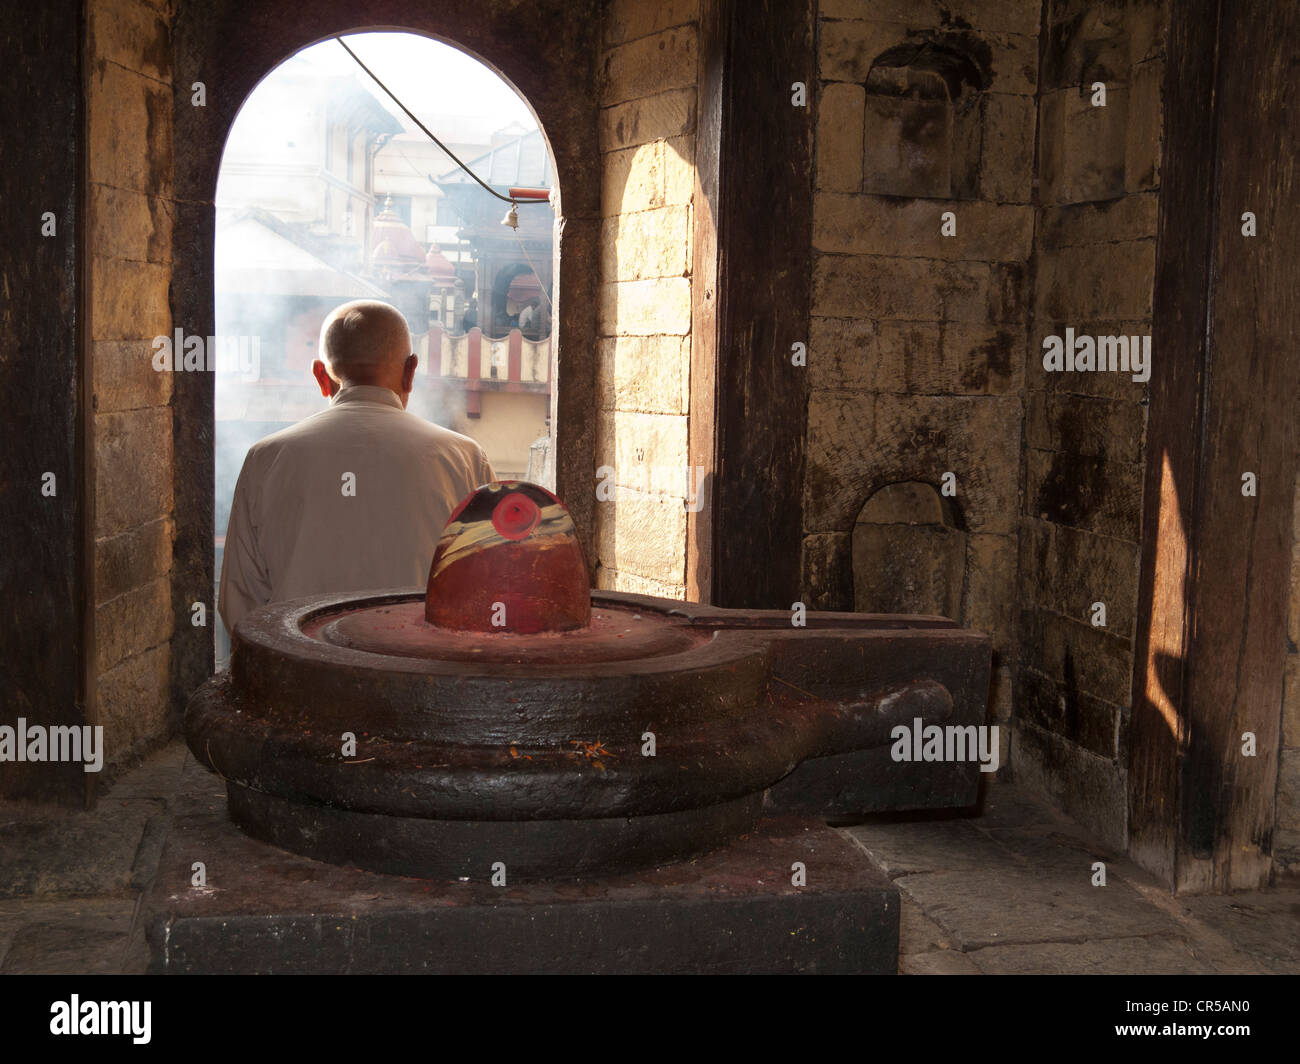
top-left (423, 481), bottom-right (591, 634)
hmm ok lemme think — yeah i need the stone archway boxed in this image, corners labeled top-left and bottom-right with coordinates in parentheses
top-left (168, 0), bottom-right (601, 708)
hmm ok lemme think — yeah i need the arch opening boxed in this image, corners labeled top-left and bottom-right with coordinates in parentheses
top-left (212, 30), bottom-right (559, 666)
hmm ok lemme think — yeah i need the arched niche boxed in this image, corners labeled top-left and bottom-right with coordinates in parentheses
top-left (862, 42), bottom-right (989, 200)
top-left (852, 480), bottom-right (966, 619)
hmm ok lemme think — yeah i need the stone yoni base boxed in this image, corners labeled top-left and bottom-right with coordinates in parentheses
top-left (145, 808), bottom-right (898, 974)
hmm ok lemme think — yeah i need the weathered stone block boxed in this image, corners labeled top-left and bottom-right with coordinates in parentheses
top-left (808, 315), bottom-right (875, 392)
top-left (87, 61), bottom-right (171, 196)
top-left (1031, 392), bottom-right (1146, 464)
top-left (877, 322), bottom-right (948, 394)
top-left (816, 82), bottom-right (865, 192)
top-left (600, 205), bottom-right (690, 281)
top-left (602, 142), bottom-right (664, 216)
top-left (1026, 446), bottom-right (1143, 541)
top-left (1017, 665), bottom-right (1121, 759)
top-left (594, 565), bottom-right (685, 601)
top-left (595, 409), bottom-right (690, 491)
top-left (593, 486), bottom-right (688, 583)
top-left (95, 516), bottom-right (172, 605)
top-left (813, 254), bottom-right (989, 322)
top-left (813, 195), bottom-right (1033, 263)
top-left (853, 522), bottom-right (965, 618)
top-left (1009, 720), bottom-right (1127, 852)
top-left (92, 338), bottom-right (172, 412)
top-left (979, 92), bottom-right (1036, 203)
top-left (597, 277), bottom-right (691, 336)
top-left (600, 27), bottom-right (697, 107)
top-left (1036, 240), bottom-right (1155, 321)
top-left (962, 532), bottom-right (1018, 651)
top-left (96, 642), bottom-right (171, 763)
top-left (1049, 524), bottom-right (1141, 638)
top-left (1126, 58), bottom-right (1163, 193)
top-left (91, 184), bottom-right (172, 264)
top-left (90, 0), bottom-right (171, 84)
top-left (988, 262), bottom-right (1027, 322)
top-left (603, 0), bottom-right (699, 47)
top-left (1027, 319), bottom-right (1153, 402)
top-left (1018, 607), bottom-right (1134, 709)
top-left (1042, 86), bottom-right (1129, 204)
top-left (862, 93), bottom-right (952, 199)
top-left (803, 391), bottom-right (875, 532)
top-left (818, 19), bottom-right (904, 82)
top-left (1042, 11), bottom-right (1130, 92)
top-left (662, 135), bottom-right (695, 205)
top-left (806, 393), bottom-right (1020, 535)
top-left (94, 406), bottom-right (173, 537)
top-left (595, 334), bottom-right (689, 415)
top-left (95, 576), bottom-right (172, 674)
top-left (1040, 192), bottom-right (1159, 248)
top-left (599, 88), bottom-right (696, 152)
top-left (800, 532), bottom-right (852, 611)
top-left (949, 323), bottom-right (1023, 395)
top-left (821, 0), bottom-right (1041, 37)
top-left (91, 257), bottom-right (171, 341)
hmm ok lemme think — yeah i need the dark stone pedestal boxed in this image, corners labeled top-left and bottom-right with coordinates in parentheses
top-left (145, 787), bottom-right (898, 974)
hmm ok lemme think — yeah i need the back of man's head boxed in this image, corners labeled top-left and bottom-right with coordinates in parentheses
top-left (318, 300), bottom-right (411, 387)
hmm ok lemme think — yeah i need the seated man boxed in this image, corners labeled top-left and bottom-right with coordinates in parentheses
top-left (218, 300), bottom-right (495, 633)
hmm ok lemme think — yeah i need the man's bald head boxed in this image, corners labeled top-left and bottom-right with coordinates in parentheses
top-left (312, 300), bottom-right (419, 406)
top-left (319, 300), bottom-right (411, 382)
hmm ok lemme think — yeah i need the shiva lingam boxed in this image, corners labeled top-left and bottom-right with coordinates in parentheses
top-left (187, 481), bottom-right (992, 880)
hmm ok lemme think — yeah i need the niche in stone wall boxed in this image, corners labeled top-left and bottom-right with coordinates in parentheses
top-left (852, 481), bottom-right (965, 619)
top-left (862, 43), bottom-right (987, 200)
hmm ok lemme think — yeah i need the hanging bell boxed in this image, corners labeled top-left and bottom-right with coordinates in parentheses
top-left (501, 202), bottom-right (519, 230)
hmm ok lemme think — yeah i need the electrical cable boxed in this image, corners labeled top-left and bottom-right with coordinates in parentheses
top-left (335, 36), bottom-right (550, 209)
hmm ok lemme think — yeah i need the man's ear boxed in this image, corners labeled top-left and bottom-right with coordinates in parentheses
top-left (311, 359), bottom-right (337, 398)
top-left (402, 353), bottom-right (418, 393)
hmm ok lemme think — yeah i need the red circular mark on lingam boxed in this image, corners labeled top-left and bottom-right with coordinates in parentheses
top-left (491, 492), bottom-right (541, 540)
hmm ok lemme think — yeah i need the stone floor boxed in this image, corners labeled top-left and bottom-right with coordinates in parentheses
top-left (1, 739), bottom-right (1297, 974)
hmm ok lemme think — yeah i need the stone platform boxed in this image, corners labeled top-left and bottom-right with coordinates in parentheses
top-left (144, 762), bottom-right (899, 974)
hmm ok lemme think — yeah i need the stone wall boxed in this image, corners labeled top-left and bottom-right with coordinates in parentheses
top-left (86, 0), bottom-right (177, 771)
top-left (803, 0), bottom-right (1041, 775)
top-left (1013, 0), bottom-right (1165, 847)
top-left (593, 0), bottom-right (699, 598)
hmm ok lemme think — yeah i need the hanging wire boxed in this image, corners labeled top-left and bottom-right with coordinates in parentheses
top-left (335, 36), bottom-right (549, 209)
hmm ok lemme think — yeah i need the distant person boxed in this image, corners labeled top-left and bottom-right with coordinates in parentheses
top-left (518, 298), bottom-right (540, 337)
top-left (461, 298), bottom-right (478, 332)
top-left (218, 300), bottom-right (495, 633)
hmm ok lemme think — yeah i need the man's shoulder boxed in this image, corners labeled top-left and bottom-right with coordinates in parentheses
top-left (247, 407), bottom-right (485, 462)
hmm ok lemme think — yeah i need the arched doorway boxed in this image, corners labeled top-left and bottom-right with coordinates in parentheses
top-left (169, 5), bottom-right (601, 692)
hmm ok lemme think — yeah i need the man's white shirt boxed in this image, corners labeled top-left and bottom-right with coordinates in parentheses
top-left (218, 385), bottom-right (495, 633)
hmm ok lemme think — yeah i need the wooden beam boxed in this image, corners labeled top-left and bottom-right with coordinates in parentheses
top-left (710, 0), bottom-right (813, 610)
top-left (1130, 0), bottom-right (1300, 891)
top-left (687, 0), bottom-right (724, 603)
top-left (0, 1), bottom-right (89, 804)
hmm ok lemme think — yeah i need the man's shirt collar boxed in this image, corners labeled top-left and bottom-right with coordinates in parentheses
top-left (331, 384), bottom-right (403, 410)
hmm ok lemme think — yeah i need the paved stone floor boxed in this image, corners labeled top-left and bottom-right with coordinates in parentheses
top-left (1, 739), bottom-right (1297, 974)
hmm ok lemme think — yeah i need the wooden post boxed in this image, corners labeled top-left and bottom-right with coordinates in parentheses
top-left (1129, 0), bottom-right (1300, 891)
top-left (695, 0), bottom-right (814, 610)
